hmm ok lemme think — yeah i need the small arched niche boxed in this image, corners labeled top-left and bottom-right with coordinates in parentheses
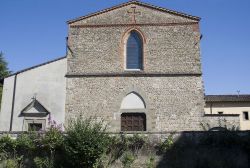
top-left (120, 92), bottom-right (146, 109)
top-left (120, 92), bottom-right (147, 131)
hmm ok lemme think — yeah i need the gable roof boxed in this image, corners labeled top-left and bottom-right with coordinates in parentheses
top-left (67, 0), bottom-right (200, 24)
top-left (6, 56), bottom-right (66, 78)
top-left (205, 95), bottom-right (250, 103)
top-left (19, 98), bottom-right (50, 117)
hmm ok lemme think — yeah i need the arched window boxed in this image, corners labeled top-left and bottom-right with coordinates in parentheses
top-left (120, 92), bottom-right (146, 131)
top-left (126, 31), bottom-right (143, 70)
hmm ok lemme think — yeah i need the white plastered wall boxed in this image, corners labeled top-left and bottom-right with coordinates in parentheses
top-left (205, 102), bottom-right (250, 130)
top-left (0, 58), bottom-right (67, 131)
top-left (0, 76), bottom-right (15, 131)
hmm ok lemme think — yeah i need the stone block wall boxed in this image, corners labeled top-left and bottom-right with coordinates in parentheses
top-left (67, 4), bottom-right (201, 75)
top-left (66, 76), bottom-right (205, 132)
top-left (67, 25), bottom-right (201, 74)
top-left (66, 3), bottom-right (205, 132)
top-left (202, 114), bottom-right (240, 130)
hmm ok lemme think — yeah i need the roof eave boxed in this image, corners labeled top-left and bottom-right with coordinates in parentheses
top-left (206, 100), bottom-right (250, 103)
top-left (5, 56), bottom-right (66, 78)
top-left (205, 94), bottom-right (250, 103)
top-left (67, 1), bottom-right (200, 25)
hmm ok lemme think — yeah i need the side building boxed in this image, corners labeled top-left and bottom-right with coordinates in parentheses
top-left (205, 95), bottom-right (250, 130)
top-left (0, 57), bottom-right (66, 131)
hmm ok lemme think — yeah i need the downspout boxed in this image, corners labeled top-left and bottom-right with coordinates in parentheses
top-left (66, 37), bottom-right (68, 54)
top-left (9, 74), bottom-right (17, 131)
top-left (210, 103), bottom-right (213, 114)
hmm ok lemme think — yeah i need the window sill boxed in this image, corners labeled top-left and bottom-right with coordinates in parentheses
top-left (120, 131), bottom-right (147, 133)
top-left (124, 69), bottom-right (143, 72)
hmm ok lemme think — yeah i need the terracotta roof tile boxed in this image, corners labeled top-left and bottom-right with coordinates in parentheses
top-left (205, 95), bottom-right (250, 102)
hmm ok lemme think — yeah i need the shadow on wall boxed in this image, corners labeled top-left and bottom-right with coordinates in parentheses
top-left (157, 131), bottom-right (250, 168)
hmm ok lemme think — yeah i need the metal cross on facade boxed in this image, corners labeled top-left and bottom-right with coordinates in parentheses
top-left (127, 6), bottom-right (141, 23)
top-left (32, 93), bottom-right (37, 100)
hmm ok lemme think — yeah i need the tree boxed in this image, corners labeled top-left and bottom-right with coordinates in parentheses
top-left (0, 52), bottom-right (11, 106)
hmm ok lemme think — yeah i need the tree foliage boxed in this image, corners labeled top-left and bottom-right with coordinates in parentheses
top-left (0, 52), bottom-right (11, 79)
top-left (0, 52), bottom-right (11, 106)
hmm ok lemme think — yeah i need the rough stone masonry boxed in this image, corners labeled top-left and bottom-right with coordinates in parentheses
top-left (65, 1), bottom-right (212, 132)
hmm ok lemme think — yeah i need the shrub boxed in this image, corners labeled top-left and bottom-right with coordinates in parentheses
top-left (0, 135), bottom-right (17, 156)
top-left (126, 134), bottom-right (146, 155)
top-left (42, 126), bottom-right (64, 153)
top-left (16, 133), bottom-right (36, 155)
top-left (104, 135), bottom-right (127, 166)
top-left (34, 156), bottom-right (50, 168)
top-left (121, 151), bottom-right (135, 168)
top-left (64, 117), bottom-right (110, 168)
top-left (0, 135), bottom-right (17, 160)
top-left (42, 126), bottom-right (64, 168)
top-left (145, 155), bottom-right (155, 168)
top-left (158, 134), bottom-right (174, 154)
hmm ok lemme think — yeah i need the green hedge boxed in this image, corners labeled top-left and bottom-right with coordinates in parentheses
top-left (1, 120), bottom-right (250, 168)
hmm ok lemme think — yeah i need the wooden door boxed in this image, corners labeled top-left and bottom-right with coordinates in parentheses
top-left (121, 113), bottom-right (146, 131)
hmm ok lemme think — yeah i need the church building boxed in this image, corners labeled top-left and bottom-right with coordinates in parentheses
top-left (0, 1), bottom-right (242, 132)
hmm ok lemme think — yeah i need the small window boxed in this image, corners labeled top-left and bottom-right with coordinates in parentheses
top-left (218, 112), bottom-right (223, 115)
top-left (243, 112), bottom-right (249, 120)
top-left (28, 123), bottom-right (42, 131)
top-left (25, 119), bottom-right (45, 131)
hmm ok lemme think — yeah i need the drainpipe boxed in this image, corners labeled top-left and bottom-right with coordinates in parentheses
top-left (66, 37), bottom-right (68, 54)
top-left (9, 74), bottom-right (17, 131)
top-left (210, 103), bottom-right (213, 114)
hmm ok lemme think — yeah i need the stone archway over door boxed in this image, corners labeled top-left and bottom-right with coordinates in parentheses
top-left (120, 92), bottom-right (146, 131)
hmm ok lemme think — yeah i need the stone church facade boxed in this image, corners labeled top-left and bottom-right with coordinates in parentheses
top-left (0, 1), bottom-right (242, 132)
top-left (66, 1), bottom-right (204, 132)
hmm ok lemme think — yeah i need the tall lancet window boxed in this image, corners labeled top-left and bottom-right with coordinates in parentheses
top-left (126, 31), bottom-right (143, 70)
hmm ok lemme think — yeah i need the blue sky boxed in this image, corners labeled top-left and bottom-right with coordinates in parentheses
top-left (0, 0), bottom-right (249, 94)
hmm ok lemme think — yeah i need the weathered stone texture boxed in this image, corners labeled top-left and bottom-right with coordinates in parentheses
top-left (66, 3), bottom-right (205, 132)
top-left (203, 115), bottom-right (240, 130)
top-left (68, 25), bottom-right (201, 74)
top-left (70, 4), bottom-right (195, 25)
top-left (66, 76), bottom-right (204, 132)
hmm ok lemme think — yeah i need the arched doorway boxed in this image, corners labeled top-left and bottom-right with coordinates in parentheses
top-left (120, 92), bottom-right (146, 131)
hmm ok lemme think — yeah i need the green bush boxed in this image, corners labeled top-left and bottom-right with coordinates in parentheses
top-left (16, 133), bottom-right (36, 155)
top-left (0, 135), bottom-right (25, 167)
top-left (158, 134), bottom-right (174, 154)
top-left (0, 135), bottom-right (16, 154)
top-left (95, 134), bottom-right (147, 167)
top-left (126, 134), bottom-right (146, 155)
top-left (121, 151), bottom-right (135, 168)
top-left (145, 155), bottom-right (155, 168)
top-left (34, 156), bottom-right (50, 168)
top-left (42, 126), bottom-right (64, 151)
top-left (104, 135), bottom-right (127, 166)
top-left (64, 117), bottom-right (110, 168)
top-left (39, 126), bottom-right (64, 168)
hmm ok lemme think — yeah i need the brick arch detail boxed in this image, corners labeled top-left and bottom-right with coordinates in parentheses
top-left (120, 27), bottom-right (147, 70)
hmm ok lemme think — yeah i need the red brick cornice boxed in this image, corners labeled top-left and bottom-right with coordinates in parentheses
top-left (70, 22), bottom-right (198, 28)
